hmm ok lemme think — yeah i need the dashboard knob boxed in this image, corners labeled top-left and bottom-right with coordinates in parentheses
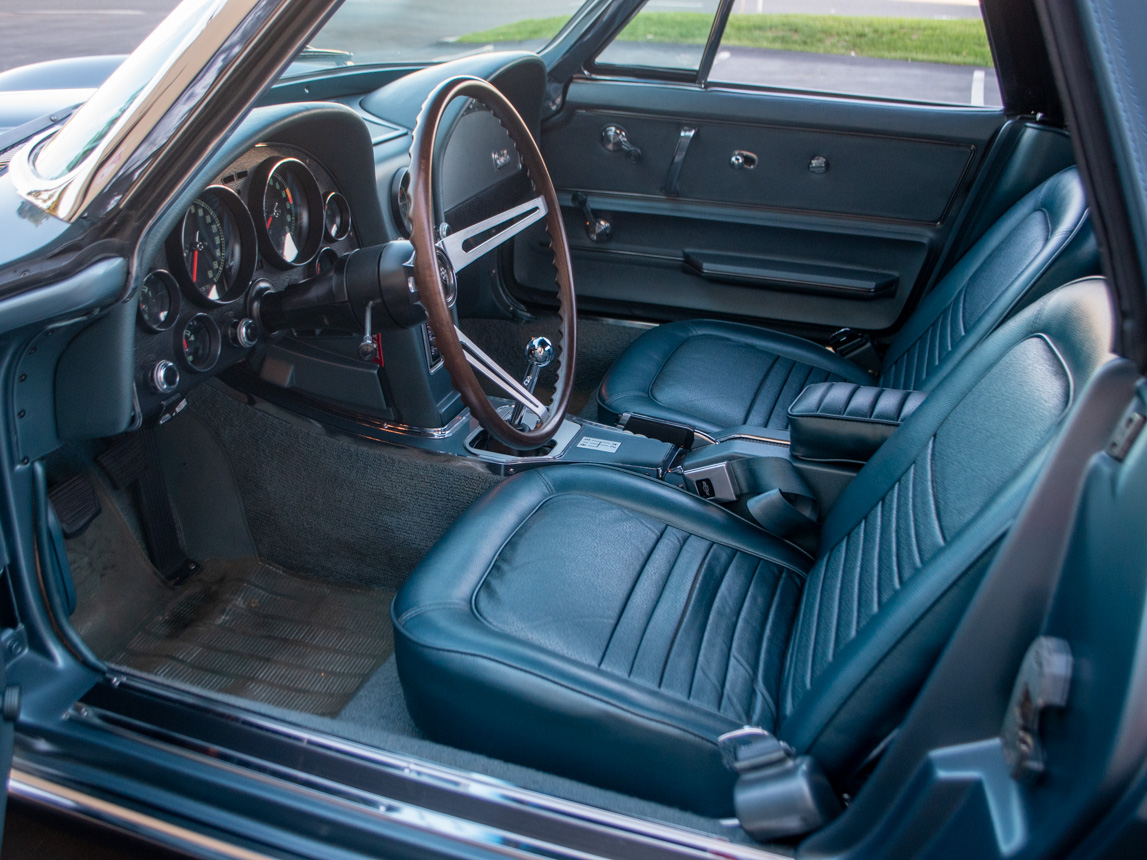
top-left (231, 318), bottom-right (258, 348)
top-left (151, 360), bottom-right (180, 394)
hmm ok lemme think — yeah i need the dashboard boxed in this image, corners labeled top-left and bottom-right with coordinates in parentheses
top-left (128, 51), bottom-right (547, 428)
top-left (135, 143), bottom-right (360, 419)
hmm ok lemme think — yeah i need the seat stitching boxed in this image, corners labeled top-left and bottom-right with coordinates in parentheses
top-left (926, 437), bottom-right (948, 545)
top-left (767, 361), bottom-right (816, 428)
top-left (888, 482), bottom-right (901, 592)
top-left (785, 529), bottom-right (1010, 753)
top-left (599, 522), bottom-right (672, 668)
top-left (627, 530), bottom-right (689, 677)
top-left (826, 519), bottom-right (858, 665)
top-left (744, 352), bottom-right (783, 426)
top-left (747, 568), bottom-right (793, 726)
top-left (855, 504), bottom-right (875, 640)
top-left (718, 561), bottom-right (765, 720)
top-left (658, 541), bottom-right (717, 688)
top-left (686, 549), bottom-right (745, 702)
top-left (903, 463), bottom-right (923, 570)
top-left (801, 541), bottom-right (837, 693)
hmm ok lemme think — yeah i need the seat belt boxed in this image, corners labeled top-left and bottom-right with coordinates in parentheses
top-left (718, 727), bottom-right (841, 841)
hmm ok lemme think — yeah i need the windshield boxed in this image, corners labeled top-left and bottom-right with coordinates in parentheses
top-left (286, 0), bottom-right (586, 73)
top-left (32, 0), bottom-right (224, 181)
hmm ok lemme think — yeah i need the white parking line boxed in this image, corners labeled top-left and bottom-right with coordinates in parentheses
top-left (971, 68), bottom-right (985, 106)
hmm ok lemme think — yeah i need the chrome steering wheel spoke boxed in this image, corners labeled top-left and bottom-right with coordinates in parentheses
top-left (438, 195), bottom-right (547, 274)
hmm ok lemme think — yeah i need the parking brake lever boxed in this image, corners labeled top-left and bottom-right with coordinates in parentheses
top-left (509, 336), bottom-right (555, 428)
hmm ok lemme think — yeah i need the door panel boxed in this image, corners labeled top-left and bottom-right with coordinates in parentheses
top-left (517, 78), bottom-right (1010, 334)
top-left (516, 198), bottom-right (931, 330)
top-left (547, 109), bottom-right (975, 223)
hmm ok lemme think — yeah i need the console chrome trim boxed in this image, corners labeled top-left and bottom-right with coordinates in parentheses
top-left (716, 433), bottom-right (791, 447)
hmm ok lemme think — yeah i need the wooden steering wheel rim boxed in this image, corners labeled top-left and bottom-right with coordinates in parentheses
top-left (408, 76), bottom-right (577, 450)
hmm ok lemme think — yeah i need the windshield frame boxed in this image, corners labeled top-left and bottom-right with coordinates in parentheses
top-left (8, 0), bottom-right (339, 225)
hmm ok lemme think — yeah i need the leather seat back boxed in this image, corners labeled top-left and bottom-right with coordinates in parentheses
top-left (778, 277), bottom-right (1114, 779)
top-left (879, 167), bottom-right (1092, 391)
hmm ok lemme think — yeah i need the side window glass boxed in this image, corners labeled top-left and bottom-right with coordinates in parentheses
top-left (709, 1), bottom-right (1001, 106)
top-left (595, 0), bottom-right (723, 75)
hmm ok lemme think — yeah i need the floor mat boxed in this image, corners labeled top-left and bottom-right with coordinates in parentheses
top-left (112, 558), bottom-right (395, 716)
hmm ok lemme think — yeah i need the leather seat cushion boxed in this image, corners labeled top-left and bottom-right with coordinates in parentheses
top-left (596, 320), bottom-right (871, 436)
top-left (393, 465), bottom-right (810, 816)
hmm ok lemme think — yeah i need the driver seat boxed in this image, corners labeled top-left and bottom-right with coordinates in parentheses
top-left (391, 279), bottom-right (1114, 817)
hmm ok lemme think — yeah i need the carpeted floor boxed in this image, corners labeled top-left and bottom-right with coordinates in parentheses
top-left (185, 385), bottom-right (500, 590)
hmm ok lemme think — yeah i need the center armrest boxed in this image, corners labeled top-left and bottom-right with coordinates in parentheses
top-left (788, 382), bottom-right (926, 464)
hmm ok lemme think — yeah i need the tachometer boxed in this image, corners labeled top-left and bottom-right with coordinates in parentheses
top-left (251, 157), bottom-right (323, 268)
top-left (167, 186), bottom-right (256, 306)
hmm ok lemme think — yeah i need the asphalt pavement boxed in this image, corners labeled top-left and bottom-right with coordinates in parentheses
top-left (2, 0), bottom-right (992, 76)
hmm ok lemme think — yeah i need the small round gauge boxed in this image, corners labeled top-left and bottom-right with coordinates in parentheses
top-left (314, 247), bottom-right (339, 277)
top-left (390, 168), bottom-right (412, 238)
top-left (180, 314), bottom-right (220, 372)
top-left (251, 157), bottom-right (323, 268)
top-left (138, 270), bottom-right (179, 332)
top-left (167, 186), bottom-right (257, 306)
top-left (323, 191), bottom-right (352, 241)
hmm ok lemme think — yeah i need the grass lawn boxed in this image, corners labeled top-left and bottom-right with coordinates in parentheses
top-left (458, 12), bottom-right (993, 67)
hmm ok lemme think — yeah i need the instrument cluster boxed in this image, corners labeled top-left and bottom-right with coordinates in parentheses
top-left (135, 144), bottom-right (357, 419)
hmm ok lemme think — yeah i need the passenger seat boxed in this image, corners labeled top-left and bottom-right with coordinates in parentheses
top-left (596, 167), bottom-right (1095, 437)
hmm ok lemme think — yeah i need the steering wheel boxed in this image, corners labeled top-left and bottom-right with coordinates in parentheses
top-left (408, 76), bottom-right (577, 450)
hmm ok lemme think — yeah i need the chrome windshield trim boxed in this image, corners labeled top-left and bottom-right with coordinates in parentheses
top-left (9, 0), bottom-right (261, 222)
top-left (81, 673), bottom-right (788, 860)
top-left (9, 0), bottom-right (338, 224)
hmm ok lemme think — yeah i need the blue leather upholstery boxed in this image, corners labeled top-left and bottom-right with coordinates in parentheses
top-left (788, 382), bottom-right (928, 463)
top-left (599, 321), bottom-right (871, 435)
top-left (597, 168), bottom-right (1094, 435)
top-left (393, 278), bottom-right (1114, 817)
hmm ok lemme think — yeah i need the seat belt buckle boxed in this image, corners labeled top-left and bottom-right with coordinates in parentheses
top-left (718, 727), bottom-right (842, 841)
top-left (827, 328), bottom-right (881, 375)
top-left (718, 726), bottom-right (794, 774)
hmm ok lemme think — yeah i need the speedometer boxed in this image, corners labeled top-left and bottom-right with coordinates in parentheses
top-left (167, 186), bottom-right (257, 306)
top-left (250, 157), bottom-right (323, 268)
top-left (182, 198), bottom-right (227, 296)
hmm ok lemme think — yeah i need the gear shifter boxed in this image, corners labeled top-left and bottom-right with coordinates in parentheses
top-left (509, 336), bottom-right (554, 428)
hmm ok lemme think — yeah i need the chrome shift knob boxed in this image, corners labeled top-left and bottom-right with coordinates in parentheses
top-left (525, 336), bottom-right (554, 368)
top-left (510, 336), bottom-right (555, 428)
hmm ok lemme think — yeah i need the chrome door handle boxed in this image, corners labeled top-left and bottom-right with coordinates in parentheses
top-left (662, 125), bottom-right (696, 197)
